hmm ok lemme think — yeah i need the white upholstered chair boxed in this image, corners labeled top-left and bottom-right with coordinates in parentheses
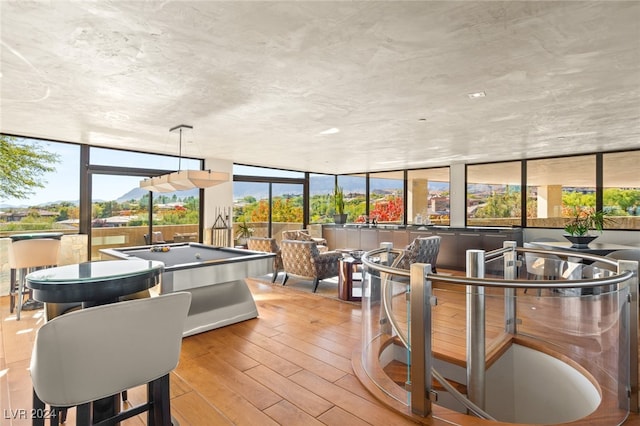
top-left (8, 238), bottom-right (60, 320)
top-left (30, 292), bottom-right (191, 426)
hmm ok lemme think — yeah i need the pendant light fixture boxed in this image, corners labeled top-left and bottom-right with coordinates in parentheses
top-left (139, 124), bottom-right (229, 192)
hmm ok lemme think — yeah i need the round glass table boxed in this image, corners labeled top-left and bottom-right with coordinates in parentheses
top-left (26, 260), bottom-right (164, 307)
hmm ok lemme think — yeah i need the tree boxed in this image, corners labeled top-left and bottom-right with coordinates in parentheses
top-left (474, 186), bottom-right (521, 218)
top-left (0, 135), bottom-right (60, 200)
top-left (370, 194), bottom-right (404, 222)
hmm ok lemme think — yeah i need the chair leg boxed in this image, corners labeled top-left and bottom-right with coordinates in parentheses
top-left (54, 407), bottom-right (68, 424)
top-left (147, 382), bottom-right (155, 426)
top-left (151, 374), bottom-right (172, 426)
top-left (32, 389), bottom-right (45, 426)
top-left (16, 274), bottom-right (24, 320)
top-left (9, 269), bottom-right (16, 313)
top-left (49, 410), bottom-right (58, 426)
top-left (76, 403), bottom-right (92, 426)
top-left (122, 389), bottom-right (128, 401)
top-left (282, 273), bottom-right (289, 286)
top-left (59, 407), bottom-right (67, 424)
top-left (312, 278), bottom-right (320, 293)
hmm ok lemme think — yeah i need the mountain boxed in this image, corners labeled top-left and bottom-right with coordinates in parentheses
top-left (233, 175), bottom-right (419, 200)
top-left (116, 187), bottom-right (199, 202)
top-left (117, 187), bottom-right (151, 202)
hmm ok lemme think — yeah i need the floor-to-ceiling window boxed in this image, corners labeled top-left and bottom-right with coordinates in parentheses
top-left (309, 173), bottom-right (335, 224)
top-left (603, 151), bottom-right (640, 230)
top-left (233, 165), bottom-right (305, 243)
top-left (369, 171), bottom-right (404, 224)
top-left (467, 161), bottom-right (522, 227)
top-left (0, 136), bottom-right (80, 236)
top-left (3, 132), bottom-right (640, 256)
top-left (89, 147), bottom-right (202, 259)
top-left (337, 174), bottom-right (366, 223)
top-left (271, 182), bottom-right (304, 239)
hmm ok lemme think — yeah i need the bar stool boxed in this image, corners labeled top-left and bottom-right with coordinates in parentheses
top-left (8, 238), bottom-right (61, 320)
top-left (31, 292), bottom-right (192, 426)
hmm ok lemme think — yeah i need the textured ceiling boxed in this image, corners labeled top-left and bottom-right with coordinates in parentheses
top-left (1, 1), bottom-right (639, 175)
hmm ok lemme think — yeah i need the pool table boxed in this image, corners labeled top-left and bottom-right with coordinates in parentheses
top-left (100, 243), bottom-right (275, 336)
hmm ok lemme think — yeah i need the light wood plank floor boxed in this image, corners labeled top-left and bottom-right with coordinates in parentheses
top-left (1, 277), bottom-right (638, 425)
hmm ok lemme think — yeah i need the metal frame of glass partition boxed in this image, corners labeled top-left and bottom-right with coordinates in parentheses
top-left (357, 242), bottom-right (638, 424)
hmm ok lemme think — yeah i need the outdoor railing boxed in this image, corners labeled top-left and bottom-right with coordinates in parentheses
top-left (357, 242), bottom-right (638, 425)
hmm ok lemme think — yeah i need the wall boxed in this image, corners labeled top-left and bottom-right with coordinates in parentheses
top-left (485, 344), bottom-right (600, 423)
top-left (449, 163), bottom-right (466, 228)
top-left (202, 157), bottom-right (234, 246)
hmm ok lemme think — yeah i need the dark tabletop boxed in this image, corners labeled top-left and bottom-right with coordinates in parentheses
top-left (9, 232), bottom-right (64, 241)
top-left (26, 260), bottom-right (164, 304)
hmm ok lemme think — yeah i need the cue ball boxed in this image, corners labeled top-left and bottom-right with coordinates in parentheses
top-left (195, 253), bottom-right (201, 259)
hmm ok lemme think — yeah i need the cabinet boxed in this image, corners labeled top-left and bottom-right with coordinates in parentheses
top-left (334, 228), bottom-right (347, 250)
top-left (360, 229), bottom-right (379, 250)
top-left (323, 225), bottom-right (522, 271)
top-left (482, 233), bottom-right (514, 251)
top-left (346, 228), bottom-right (360, 249)
top-left (433, 231), bottom-right (458, 269)
top-left (323, 227), bottom-right (336, 250)
top-left (392, 230), bottom-right (410, 248)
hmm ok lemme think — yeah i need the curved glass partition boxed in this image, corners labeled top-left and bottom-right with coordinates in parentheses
top-left (356, 244), bottom-right (637, 425)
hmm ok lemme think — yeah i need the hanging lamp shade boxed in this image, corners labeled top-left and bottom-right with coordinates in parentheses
top-left (139, 125), bottom-right (229, 192)
top-left (139, 177), bottom-right (158, 192)
top-left (166, 170), bottom-right (229, 190)
top-left (149, 173), bottom-right (180, 192)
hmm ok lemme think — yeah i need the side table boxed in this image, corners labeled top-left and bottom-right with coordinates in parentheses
top-left (338, 257), bottom-right (362, 301)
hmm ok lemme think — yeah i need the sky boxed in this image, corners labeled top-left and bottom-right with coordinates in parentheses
top-left (2, 138), bottom-right (200, 206)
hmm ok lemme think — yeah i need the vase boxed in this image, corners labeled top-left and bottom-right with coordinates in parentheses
top-left (563, 235), bottom-right (598, 249)
top-left (333, 214), bottom-right (347, 224)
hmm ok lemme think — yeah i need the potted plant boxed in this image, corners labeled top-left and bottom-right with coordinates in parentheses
top-left (563, 208), bottom-right (610, 248)
top-left (333, 185), bottom-right (347, 224)
top-left (235, 219), bottom-right (254, 247)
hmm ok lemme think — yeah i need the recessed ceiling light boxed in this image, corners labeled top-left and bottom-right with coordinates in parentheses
top-left (319, 127), bottom-right (340, 135)
top-left (467, 91), bottom-right (486, 99)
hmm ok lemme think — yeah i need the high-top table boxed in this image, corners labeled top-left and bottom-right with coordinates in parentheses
top-left (529, 240), bottom-right (638, 257)
top-left (26, 259), bottom-right (163, 307)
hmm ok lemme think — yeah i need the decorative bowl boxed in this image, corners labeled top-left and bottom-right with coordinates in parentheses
top-left (563, 234), bottom-right (598, 249)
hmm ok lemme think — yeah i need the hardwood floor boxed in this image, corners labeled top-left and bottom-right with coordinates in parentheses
top-left (1, 277), bottom-right (638, 425)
